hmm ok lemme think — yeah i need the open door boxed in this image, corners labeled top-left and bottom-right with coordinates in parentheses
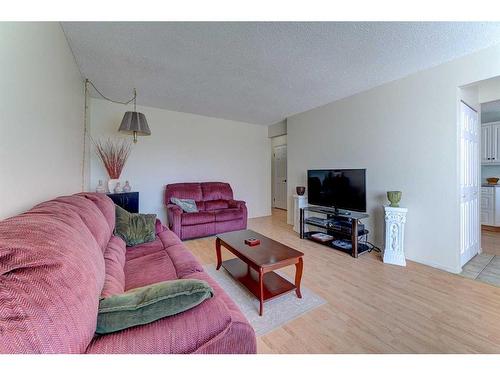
top-left (273, 145), bottom-right (287, 210)
top-left (459, 101), bottom-right (480, 267)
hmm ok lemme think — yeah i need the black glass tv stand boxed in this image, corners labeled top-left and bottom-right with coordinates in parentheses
top-left (299, 206), bottom-right (370, 258)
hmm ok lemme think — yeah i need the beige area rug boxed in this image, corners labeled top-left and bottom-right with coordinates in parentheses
top-left (205, 264), bottom-right (326, 336)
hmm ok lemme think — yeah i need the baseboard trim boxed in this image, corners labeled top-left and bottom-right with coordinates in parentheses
top-left (406, 255), bottom-right (462, 274)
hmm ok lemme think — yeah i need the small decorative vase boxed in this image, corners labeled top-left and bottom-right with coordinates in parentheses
top-left (114, 182), bottom-right (123, 193)
top-left (296, 186), bottom-right (306, 196)
top-left (387, 191), bottom-right (402, 207)
top-left (108, 178), bottom-right (119, 193)
top-left (96, 180), bottom-right (106, 193)
top-left (123, 181), bottom-right (131, 193)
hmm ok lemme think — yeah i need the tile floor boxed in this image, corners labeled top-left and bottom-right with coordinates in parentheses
top-left (461, 229), bottom-right (500, 286)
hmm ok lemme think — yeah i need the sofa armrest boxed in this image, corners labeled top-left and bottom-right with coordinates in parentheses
top-left (228, 199), bottom-right (246, 209)
top-left (228, 199), bottom-right (247, 229)
top-left (166, 204), bottom-right (183, 238)
top-left (155, 218), bottom-right (168, 235)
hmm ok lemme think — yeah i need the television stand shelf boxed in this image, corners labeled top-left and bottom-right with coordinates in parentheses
top-left (299, 206), bottom-right (370, 258)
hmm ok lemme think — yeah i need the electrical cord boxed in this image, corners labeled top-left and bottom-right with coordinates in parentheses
top-left (81, 79), bottom-right (137, 191)
top-left (359, 238), bottom-right (381, 253)
top-left (86, 79), bottom-right (136, 105)
top-left (358, 230), bottom-right (381, 253)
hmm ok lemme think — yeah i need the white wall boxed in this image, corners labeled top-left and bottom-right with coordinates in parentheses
top-left (481, 165), bottom-right (500, 183)
top-left (0, 23), bottom-right (84, 219)
top-left (89, 99), bottom-right (271, 223)
top-left (482, 112), bottom-right (500, 123)
top-left (478, 75), bottom-right (500, 104)
top-left (287, 43), bottom-right (500, 273)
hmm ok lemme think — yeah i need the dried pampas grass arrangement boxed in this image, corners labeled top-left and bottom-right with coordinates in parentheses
top-left (92, 138), bottom-right (132, 179)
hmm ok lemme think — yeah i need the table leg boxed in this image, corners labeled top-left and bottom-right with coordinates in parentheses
top-left (216, 238), bottom-right (222, 270)
top-left (352, 219), bottom-right (358, 258)
top-left (259, 269), bottom-right (264, 316)
top-left (295, 257), bottom-right (303, 299)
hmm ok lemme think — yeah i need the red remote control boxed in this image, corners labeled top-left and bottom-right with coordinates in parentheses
top-left (245, 238), bottom-right (260, 246)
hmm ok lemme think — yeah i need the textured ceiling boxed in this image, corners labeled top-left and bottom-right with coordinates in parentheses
top-left (62, 22), bottom-right (500, 125)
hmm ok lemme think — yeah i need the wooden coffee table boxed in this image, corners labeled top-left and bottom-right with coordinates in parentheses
top-left (215, 229), bottom-right (304, 316)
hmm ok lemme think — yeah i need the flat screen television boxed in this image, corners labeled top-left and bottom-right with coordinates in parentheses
top-left (307, 169), bottom-right (366, 212)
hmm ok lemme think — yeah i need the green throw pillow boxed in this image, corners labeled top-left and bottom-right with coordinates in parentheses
top-left (96, 279), bottom-right (214, 334)
top-left (114, 205), bottom-right (156, 247)
top-left (170, 197), bottom-right (198, 213)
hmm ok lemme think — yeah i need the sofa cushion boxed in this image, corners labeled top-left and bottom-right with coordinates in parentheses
top-left (164, 243), bottom-right (204, 278)
top-left (181, 211), bottom-right (215, 226)
top-left (0, 197), bottom-right (106, 353)
top-left (195, 201), bottom-right (206, 211)
top-left (86, 285), bottom-right (232, 354)
top-left (181, 222), bottom-right (216, 240)
top-left (214, 208), bottom-right (244, 222)
top-left (205, 200), bottom-right (229, 211)
top-left (96, 279), bottom-right (213, 335)
top-left (201, 182), bottom-right (233, 201)
top-left (101, 236), bottom-right (127, 298)
top-left (125, 237), bottom-right (168, 261)
top-left (37, 195), bottom-right (112, 253)
top-left (165, 183), bottom-right (203, 203)
top-left (158, 228), bottom-right (183, 247)
top-left (77, 193), bottom-right (116, 233)
top-left (124, 249), bottom-right (178, 290)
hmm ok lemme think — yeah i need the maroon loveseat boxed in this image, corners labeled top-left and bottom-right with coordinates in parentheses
top-left (165, 182), bottom-right (247, 240)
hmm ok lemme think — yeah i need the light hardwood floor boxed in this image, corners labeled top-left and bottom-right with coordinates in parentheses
top-left (185, 209), bottom-right (500, 353)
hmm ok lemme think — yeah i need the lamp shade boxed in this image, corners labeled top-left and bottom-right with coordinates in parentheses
top-left (118, 111), bottom-right (151, 138)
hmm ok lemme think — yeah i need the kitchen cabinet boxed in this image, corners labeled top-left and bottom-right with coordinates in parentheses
top-left (481, 186), bottom-right (500, 226)
top-left (481, 122), bottom-right (500, 164)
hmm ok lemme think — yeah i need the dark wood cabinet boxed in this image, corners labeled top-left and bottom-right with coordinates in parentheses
top-left (106, 192), bottom-right (139, 213)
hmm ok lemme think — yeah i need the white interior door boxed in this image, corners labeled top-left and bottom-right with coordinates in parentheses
top-left (459, 101), bottom-right (480, 267)
top-left (273, 145), bottom-right (287, 209)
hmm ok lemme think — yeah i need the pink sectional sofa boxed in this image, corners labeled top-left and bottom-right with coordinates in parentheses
top-left (165, 182), bottom-right (247, 240)
top-left (0, 193), bottom-right (256, 354)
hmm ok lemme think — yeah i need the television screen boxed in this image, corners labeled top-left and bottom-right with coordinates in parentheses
top-left (307, 169), bottom-right (366, 212)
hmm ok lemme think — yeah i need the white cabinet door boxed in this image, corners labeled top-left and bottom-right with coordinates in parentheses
top-left (482, 125), bottom-right (491, 163)
top-left (481, 193), bottom-right (494, 225)
top-left (481, 194), bottom-right (493, 210)
top-left (482, 209), bottom-right (494, 225)
top-left (492, 124), bottom-right (500, 163)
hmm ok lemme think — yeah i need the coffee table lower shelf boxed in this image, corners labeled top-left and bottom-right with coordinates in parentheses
top-left (221, 258), bottom-right (296, 302)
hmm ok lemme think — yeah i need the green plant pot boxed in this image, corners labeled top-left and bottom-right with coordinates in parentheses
top-left (387, 191), bottom-right (402, 207)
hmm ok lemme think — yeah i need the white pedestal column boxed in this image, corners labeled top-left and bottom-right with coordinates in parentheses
top-left (293, 195), bottom-right (308, 233)
top-left (383, 206), bottom-right (408, 267)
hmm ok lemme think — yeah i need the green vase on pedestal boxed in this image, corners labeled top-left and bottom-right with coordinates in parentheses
top-left (387, 191), bottom-right (402, 207)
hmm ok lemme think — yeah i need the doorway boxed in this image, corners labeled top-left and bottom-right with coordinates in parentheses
top-left (273, 144), bottom-right (287, 210)
top-left (459, 77), bottom-right (500, 287)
